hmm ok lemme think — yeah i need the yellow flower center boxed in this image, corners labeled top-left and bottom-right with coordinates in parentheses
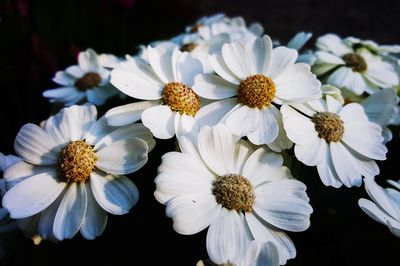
top-left (58, 140), bottom-right (97, 183)
top-left (342, 53), bottom-right (367, 72)
top-left (74, 72), bottom-right (102, 91)
top-left (311, 112), bottom-right (344, 143)
top-left (162, 82), bottom-right (200, 116)
top-left (237, 74), bottom-right (276, 108)
top-left (212, 174), bottom-right (255, 212)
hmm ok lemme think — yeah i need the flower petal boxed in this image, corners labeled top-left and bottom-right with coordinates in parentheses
top-left (222, 40), bottom-right (251, 79)
top-left (90, 172), bottom-right (138, 215)
top-left (2, 170), bottom-right (66, 219)
top-left (222, 104), bottom-right (259, 138)
top-left (53, 182), bottom-right (87, 240)
top-left (147, 45), bottom-right (174, 83)
top-left (175, 51), bottom-right (203, 86)
top-left (267, 46), bottom-right (297, 79)
top-left (14, 123), bottom-right (60, 165)
top-left (247, 107), bottom-right (279, 145)
top-left (209, 52), bottom-right (241, 84)
top-left (294, 137), bottom-right (327, 166)
top-left (316, 34), bottom-right (352, 56)
top-left (195, 98), bottom-right (237, 128)
top-left (316, 145), bottom-right (343, 188)
top-left (105, 101), bottom-right (159, 127)
top-left (4, 161), bottom-right (52, 189)
top-left (206, 209), bottom-right (250, 265)
top-left (78, 49), bottom-right (100, 72)
top-left (96, 138), bottom-right (148, 175)
top-left (165, 193), bottom-right (220, 235)
top-left (80, 183), bottom-right (108, 240)
top-left (141, 105), bottom-right (176, 139)
top-left (193, 73), bottom-right (237, 100)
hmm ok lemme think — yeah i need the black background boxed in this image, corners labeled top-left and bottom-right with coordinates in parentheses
top-left (1, 0), bottom-right (400, 265)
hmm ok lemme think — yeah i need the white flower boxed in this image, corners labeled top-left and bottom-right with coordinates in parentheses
top-left (359, 177), bottom-right (400, 237)
top-left (2, 104), bottom-right (155, 241)
top-left (344, 36), bottom-right (400, 56)
top-left (361, 88), bottom-right (399, 143)
top-left (43, 49), bottom-right (118, 106)
top-left (313, 34), bottom-right (399, 95)
top-left (192, 35), bottom-right (321, 151)
top-left (281, 95), bottom-right (387, 188)
top-left (107, 46), bottom-right (204, 139)
top-left (155, 124), bottom-right (312, 265)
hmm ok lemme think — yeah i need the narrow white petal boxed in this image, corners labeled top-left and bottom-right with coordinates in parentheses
top-left (207, 209), bottom-right (250, 265)
top-left (105, 101), bottom-right (159, 127)
top-left (365, 60), bottom-right (399, 88)
top-left (193, 73), bottom-right (237, 100)
top-left (274, 63), bottom-right (321, 104)
top-left (141, 105), bottom-right (176, 139)
top-left (96, 138), bottom-right (148, 175)
top-left (315, 51), bottom-right (345, 64)
top-left (222, 40), bottom-right (252, 79)
top-left (248, 35), bottom-right (272, 74)
top-left (247, 107), bottom-right (279, 145)
top-left (242, 147), bottom-right (284, 187)
top-left (241, 241), bottom-right (280, 266)
top-left (294, 137), bottom-right (326, 166)
top-left (330, 142), bottom-right (362, 187)
top-left (14, 123), bottom-right (59, 165)
top-left (287, 32), bottom-right (312, 50)
top-left (195, 98), bottom-right (237, 128)
top-left (52, 71), bottom-right (75, 86)
top-left (4, 161), bottom-right (52, 189)
top-left (223, 104), bottom-right (259, 138)
top-left (38, 191), bottom-right (64, 240)
top-left (267, 47), bottom-right (297, 79)
top-left (266, 106), bottom-right (293, 152)
top-left (110, 68), bottom-right (163, 100)
top-left (281, 105), bottom-right (317, 145)
top-left (53, 183), bottom-right (87, 240)
top-left (165, 193), bottom-right (220, 235)
top-left (78, 49), bottom-right (100, 72)
top-left (3, 170), bottom-right (66, 219)
top-left (197, 124), bottom-right (236, 176)
top-left (175, 51), bottom-right (203, 86)
top-left (316, 34), bottom-right (352, 56)
top-left (147, 46), bottom-right (174, 83)
top-left (209, 52), bottom-right (241, 84)
top-left (358, 198), bottom-right (398, 227)
top-left (80, 183), bottom-right (107, 240)
top-left (339, 102), bottom-right (369, 124)
top-left (65, 65), bottom-right (84, 78)
top-left (90, 172), bottom-right (138, 215)
top-left (316, 145), bottom-right (343, 188)
top-left (174, 113), bottom-right (198, 139)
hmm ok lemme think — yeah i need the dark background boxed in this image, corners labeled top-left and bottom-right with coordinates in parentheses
top-left (1, 0), bottom-right (400, 265)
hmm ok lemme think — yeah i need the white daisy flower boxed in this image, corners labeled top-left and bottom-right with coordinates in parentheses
top-left (192, 35), bottom-right (321, 151)
top-left (361, 88), bottom-right (399, 143)
top-left (155, 124), bottom-right (312, 265)
top-left (359, 177), bottom-right (400, 237)
top-left (281, 95), bottom-right (387, 188)
top-left (106, 46), bottom-right (204, 139)
top-left (2, 104), bottom-right (155, 241)
top-left (312, 34), bottom-right (399, 95)
top-left (43, 49), bottom-right (118, 106)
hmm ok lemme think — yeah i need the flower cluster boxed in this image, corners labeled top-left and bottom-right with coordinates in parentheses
top-left (1, 13), bottom-right (400, 266)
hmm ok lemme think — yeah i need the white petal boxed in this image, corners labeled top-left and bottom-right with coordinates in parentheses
top-left (53, 182), bottom-right (87, 240)
top-left (287, 32), bottom-right (312, 50)
top-left (78, 49), bottom-right (100, 72)
top-left (175, 51), bottom-right (203, 86)
top-left (65, 65), bottom-right (84, 78)
top-left (42, 87), bottom-right (85, 106)
top-left (358, 198), bottom-right (398, 227)
top-left (222, 40), bottom-right (251, 79)
top-left (90, 172), bottom-right (138, 215)
top-left (193, 73), bottom-right (237, 100)
top-left (266, 107), bottom-right (293, 152)
top-left (52, 71), bottom-right (75, 86)
top-left (147, 46), bottom-right (174, 83)
top-left (3, 170), bottom-right (66, 219)
top-left (86, 87), bottom-right (110, 105)
top-left (316, 34), bottom-right (352, 56)
top-left (105, 101), bottom-right (158, 127)
top-left (327, 67), bottom-right (366, 95)
top-left (330, 142), bottom-right (363, 187)
top-left (242, 147), bottom-right (284, 187)
top-left (209, 52), bottom-right (241, 84)
top-left (316, 145), bottom-right (343, 188)
top-left (96, 138), bottom-right (148, 175)
top-left (141, 105), bottom-right (176, 139)
top-left (294, 137), bottom-right (327, 166)
top-left (248, 35), bottom-right (272, 74)
top-left (110, 68), bottom-right (163, 100)
top-left (93, 122), bottom-right (154, 152)
top-left (195, 98), bottom-right (237, 128)
top-left (254, 180), bottom-right (312, 232)
top-left (206, 209), bottom-right (250, 265)
top-left (281, 105), bottom-right (317, 145)
top-left (267, 47), bottom-right (297, 79)
top-left (197, 124), bottom-right (235, 176)
top-left (38, 192), bottom-right (64, 241)
top-left (4, 161), bottom-right (52, 189)
top-left (315, 51), bottom-right (345, 64)
top-left (247, 107), bottom-right (279, 145)
top-left (339, 102), bottom-right (369, 123)
top-left (274, 63), bottom-right (321, 104)
top-left (174, 113), bottom-right (198, 139)
top-left (80, 183), bottom-right (107, 240)
top-left (14, 123), bottom-right (59, 165)
top-left (362, 88), bottom-right (399, 126)
top-left (365, 60), bottom-right (399, 88)
top-left (223, 104), bottom-right (258, 138)
top-left (245, 213), bottom-right (296, 265)
top-left (165, 193), bottom-right (220, 235)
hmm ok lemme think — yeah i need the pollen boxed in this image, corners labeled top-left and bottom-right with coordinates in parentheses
top-left (311, 112), bottom-right (345, 143)
top-left (212, 174), bottom-right (255, 213)
top-left (58, 140), bottom-right (97, 183)
top-left (237, 74), bottom-right (276, 108)
top-left (75, 72), bottom-right (102, 91)
top-left (342, 53), bottom-right (367, 72)
top-left (162, 82), bottom-right (200, 116)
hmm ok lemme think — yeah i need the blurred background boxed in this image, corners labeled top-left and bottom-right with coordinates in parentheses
top-left (0, 0), bottom-right (399, 265)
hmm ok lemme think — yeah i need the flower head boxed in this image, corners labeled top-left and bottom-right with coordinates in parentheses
top-left (2, 104), bottom-right (155, 241)
top-left (155, 124), bottom-right (312, 265)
